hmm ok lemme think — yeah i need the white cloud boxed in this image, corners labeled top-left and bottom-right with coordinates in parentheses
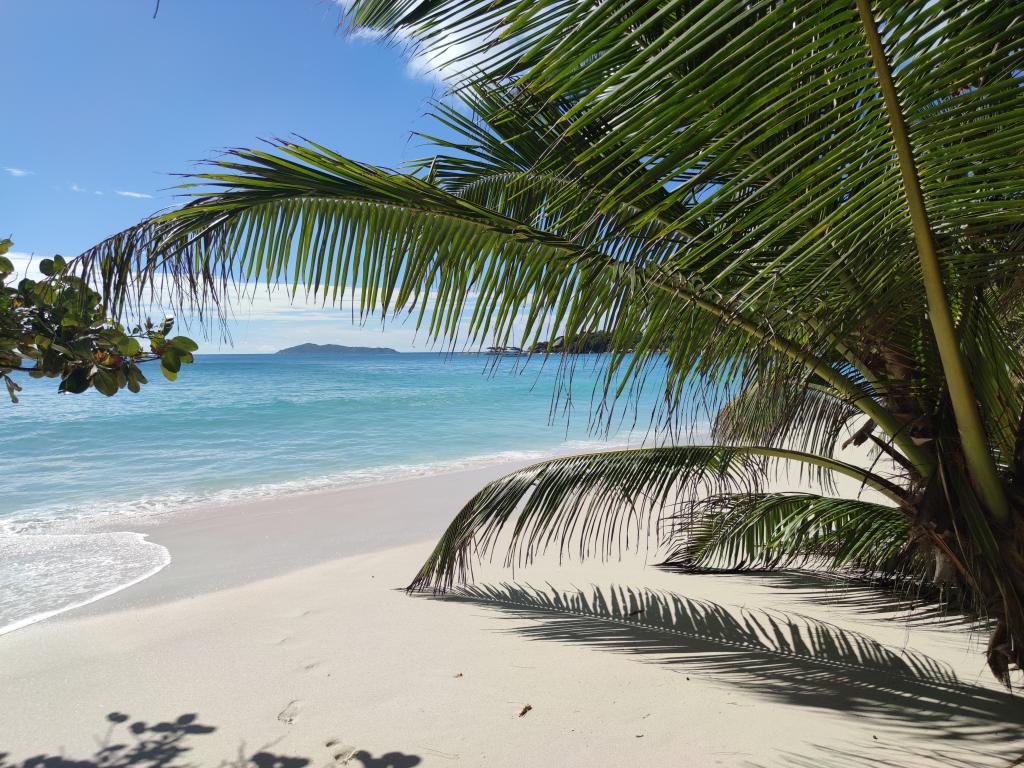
top-left (3, 167), bottom-right (33, 177)
top-left (116, 190), bottom-right (153, 199)
top-left (406, 37), bottom-right (483, 83)
top-left (4, 252), bottom-right (520, 355)
top-left (70, 183), bottom-right (86, 193)
top-left (0, 256), bottom-right (437, 353)
top-left (350, 26), bottom-right (386, 41)
top-left (221, 283), bottom-right (484, 321)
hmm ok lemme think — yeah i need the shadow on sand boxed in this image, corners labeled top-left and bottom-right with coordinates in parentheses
top-left (661, 566), bottom-right (983, 630)
top-left (433, 581), bottom-right (1024, 767)
top-left (0, 712), bottom-right (421, 768)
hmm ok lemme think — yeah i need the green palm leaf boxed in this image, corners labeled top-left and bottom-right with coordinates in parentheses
top-left (75, 136), bottom-right (929, 463)
top-left (346, 0), bottom-right (1024, 506)
top-left (336, 0), bottom-right (1024, 683)
top-left (409, 445), bottom-right (905, 591)
top-left (676, 492), bottom-right (912, 574)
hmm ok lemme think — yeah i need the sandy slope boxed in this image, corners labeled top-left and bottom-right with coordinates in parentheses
top-left (1, 463), bottom-right (1022, 768)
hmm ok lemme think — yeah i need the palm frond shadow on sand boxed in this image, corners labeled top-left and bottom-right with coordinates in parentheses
top-left (664, 568), bottom-right (981, 630)
top-left (433, 582), bottom-right (1024, 761)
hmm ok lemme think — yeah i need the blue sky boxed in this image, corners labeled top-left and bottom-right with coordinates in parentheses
top-left (1, 0), bottom-right (459, 352)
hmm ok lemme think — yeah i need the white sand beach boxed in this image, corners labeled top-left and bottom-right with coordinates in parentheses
top-left (6, 1), bottom-right (1023, 766)
top-left (2, 461), bottom-right (1023, 768)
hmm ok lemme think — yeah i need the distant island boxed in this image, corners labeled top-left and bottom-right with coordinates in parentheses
top-left (487, 331), bottom-right (627, 356)
top-left (275, 343), bottom-right (399, 355)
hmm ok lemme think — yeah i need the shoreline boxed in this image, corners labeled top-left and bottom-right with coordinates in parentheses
top-left (26, 457), bottom-right (547, 623)
top-left (1, 437), bottom-right (670, 636)
top-left (2, 458), bottom-right (1023, 766)
top-left (4, 441), bottom-right (614, 535)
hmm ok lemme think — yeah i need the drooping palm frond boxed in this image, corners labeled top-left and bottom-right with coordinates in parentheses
top-left (957, 296), bottom-right (1024, 465)
top-left (73, 133), bottom-right (931, 463)
top-left (671, 492), bottom-right (913, 575)
top-left (711, 368), bottom-right (863, 469)
top-left (75, 141), bottom-right (664, 349)
top-left (409, 445), bottom-right (905, 591)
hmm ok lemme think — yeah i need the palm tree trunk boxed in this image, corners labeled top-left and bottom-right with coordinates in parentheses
top-left (855, 0), bottom-right (1010, 524)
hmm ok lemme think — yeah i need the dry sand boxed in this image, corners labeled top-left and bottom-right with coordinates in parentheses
top-left (1, 461), bottom-right (1023, 768)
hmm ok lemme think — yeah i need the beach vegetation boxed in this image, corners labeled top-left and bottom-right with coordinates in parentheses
top-left (73, 1), bottom-right (1024, 683)
top-left (0, 237), bottom-right (196, 401)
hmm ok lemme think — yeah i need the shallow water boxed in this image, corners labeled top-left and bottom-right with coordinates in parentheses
top-left (0, 352), bottom-right (679, 632)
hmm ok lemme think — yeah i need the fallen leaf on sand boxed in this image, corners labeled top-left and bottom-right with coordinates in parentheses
top-left (519, 704), bottom-right (533, 718)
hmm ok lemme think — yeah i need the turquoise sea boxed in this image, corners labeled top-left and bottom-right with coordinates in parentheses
top-left (0, 352), bottom-right (678, 633)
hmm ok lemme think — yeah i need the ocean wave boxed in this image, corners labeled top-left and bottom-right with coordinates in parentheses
top-left (2, 439), bottom-right (643, 537)
top-left (0, 531), bottom-right (170, 636)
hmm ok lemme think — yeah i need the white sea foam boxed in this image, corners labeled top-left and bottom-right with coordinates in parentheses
top-left (0, 531), bottom-right (170, 636)
top-left (3, 439), bottom-right (638, 535)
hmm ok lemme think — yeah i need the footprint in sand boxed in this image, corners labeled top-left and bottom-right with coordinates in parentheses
top-left (324, 739), bottom-right (356, 765)
top-left (276, 699), bottom-right (301, 725)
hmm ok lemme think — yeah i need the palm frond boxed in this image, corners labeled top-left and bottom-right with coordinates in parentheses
top-left (671, 492), bottom-right (912, 575)
top-left (346, 0), bottom-right (1024, 413)
top-left (409, 445), bottom-right (905, 591)
top-left (712, 368), bottom-right (863, 468)
top-left (74, 137), bottom-right (931, 462)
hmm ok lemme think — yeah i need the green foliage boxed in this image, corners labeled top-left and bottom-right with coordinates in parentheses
top-left (408, 445), bottom-right (908, 592)
top-left (74, 0), bottom-right (1024, 681)
top-left (0, 237), bottom-right (197, 402)
top-left (682, 492), bottom-right (913, 574)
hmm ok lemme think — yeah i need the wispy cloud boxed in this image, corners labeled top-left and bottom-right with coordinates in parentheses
top-left (3, 167), bottom-right (33, 177)
top-left (70, 183), bottom-right (86, 193)
top-left (115, 190), bottom-right (153, 199)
